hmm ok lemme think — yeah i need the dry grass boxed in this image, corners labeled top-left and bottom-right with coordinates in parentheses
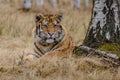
top-left (0, 0), bottom-right (120, 80)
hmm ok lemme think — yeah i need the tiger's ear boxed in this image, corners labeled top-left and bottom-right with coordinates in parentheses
top-left (35, 14), bottom-right (43, 22)
top-left (57, 14), bottom-right (63, 21)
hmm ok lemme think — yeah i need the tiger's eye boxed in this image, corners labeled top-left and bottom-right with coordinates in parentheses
top-left (42, 20), bottom-right (48, 27)
top-left (53, 20), bottom-right (58, 26)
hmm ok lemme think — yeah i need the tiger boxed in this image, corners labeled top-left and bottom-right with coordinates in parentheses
top-left (17, 14), bottom-right (75, 64)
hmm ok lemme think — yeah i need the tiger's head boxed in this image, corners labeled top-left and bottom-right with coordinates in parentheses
top-left (35, 14), bottom-right (65, 45)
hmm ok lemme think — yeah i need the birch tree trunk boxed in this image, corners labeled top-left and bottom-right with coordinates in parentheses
top-left (23, 0), bottom-right (32, 10)
top-left (83, 0), bottom-right (120, 48)
top-left (84, 0), bottom-right (89, 8)
top-left (74, 0), bottom-right (80, 9)
top-left (36, 0), bottom-right (44, 6)
top-left (50, 0), bottom-right (57, 8)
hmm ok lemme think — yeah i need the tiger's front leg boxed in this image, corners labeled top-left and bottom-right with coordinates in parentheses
top-left (41, 50), bottom-right (72, 59)
top-left (16, 51), bottom-right (39, 65)
top-left (41, 37), bottom-right (75, 59)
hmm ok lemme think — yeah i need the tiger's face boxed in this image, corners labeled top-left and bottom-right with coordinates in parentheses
top-left (35, 14), bottom-right (65, 45)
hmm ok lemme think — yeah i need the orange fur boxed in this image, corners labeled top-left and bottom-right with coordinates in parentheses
top-left (17, 14), bottom-right (75, 64)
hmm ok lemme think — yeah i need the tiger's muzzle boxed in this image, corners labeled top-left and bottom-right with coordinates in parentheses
top-left (35, 28), bottom-right (64, 45)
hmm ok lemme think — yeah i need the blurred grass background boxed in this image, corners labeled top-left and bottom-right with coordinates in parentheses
top-left (0, 0), bottom-right (120, 80)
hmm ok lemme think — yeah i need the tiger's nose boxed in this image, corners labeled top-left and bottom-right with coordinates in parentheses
top-left (48, 32), bottom-right (54, 36)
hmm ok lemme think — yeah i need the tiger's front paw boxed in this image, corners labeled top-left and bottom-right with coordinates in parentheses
top-left (16, 51), bottom-right (38, 65)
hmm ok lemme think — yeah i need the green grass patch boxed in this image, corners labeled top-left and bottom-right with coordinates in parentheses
top-left (99, 43), bottom-right (120, 57)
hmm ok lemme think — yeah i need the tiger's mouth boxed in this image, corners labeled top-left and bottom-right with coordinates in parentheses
top-left (46, 38), bottom-right (54, 43)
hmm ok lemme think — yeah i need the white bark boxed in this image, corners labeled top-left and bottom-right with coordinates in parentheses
top-left (91, 0), bottom-right (120, 35)
top-left (50, 0), bottom-right (57, 8)
top-left (90, 0), bottom-right (107, 31)
top-left (89, 0), bottom-right (120, 38)
top-left (23, 0), bottom-right (32, 9)
top-left (74, 0), bottom-right (80, 9)
top-left (84, 0), bottom-right (89, 7)
top-left (111, 0), bottom-right (120, 33)
top-left (105, 32), bottom-right (110, 40)
top-left (36, 0), bottom-right (44, 6)
top-left (84, 0), bottom-right (120, 47)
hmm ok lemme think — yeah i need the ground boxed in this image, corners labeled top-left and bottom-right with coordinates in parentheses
top-left (0, 0), bottom-right (120, 80)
